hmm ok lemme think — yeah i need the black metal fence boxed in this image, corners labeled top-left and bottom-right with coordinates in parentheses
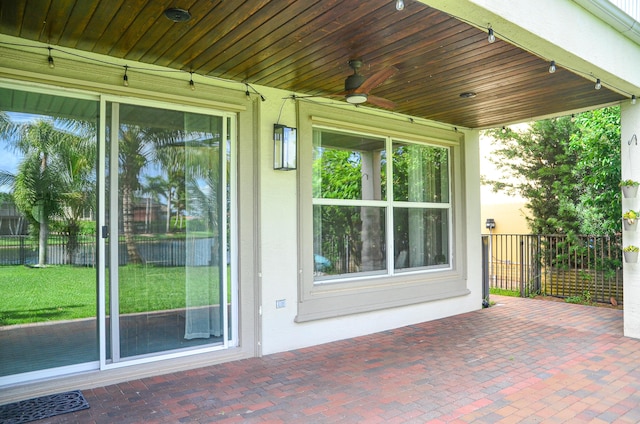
top-left (0, 235), bottom-right (219, 267)
top-left (485, 234), bottom-right (623, 304)
top-left (0, 235), bottom-right (96, 266)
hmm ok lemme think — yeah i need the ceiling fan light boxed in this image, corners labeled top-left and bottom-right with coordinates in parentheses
top-left (346, 93), bottom-right (368, 104)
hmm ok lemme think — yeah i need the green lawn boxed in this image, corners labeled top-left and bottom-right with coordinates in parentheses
top-left (0, 265), bottom-right (228, 326)
top-left (489, 287), bottom-right (521, 297)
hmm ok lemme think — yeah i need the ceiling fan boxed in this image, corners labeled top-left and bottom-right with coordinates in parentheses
top-left (335, 59), bottom-right (398, 109)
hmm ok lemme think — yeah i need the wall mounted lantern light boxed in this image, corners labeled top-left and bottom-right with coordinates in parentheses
top-left (274, 124), bottom-right (297, 170)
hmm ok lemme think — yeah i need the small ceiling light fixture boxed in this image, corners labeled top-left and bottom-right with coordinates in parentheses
top-left (123, 65), bottom-right (129, 87)
top-left (548, 61), bottom-right (556, 73)
top-left (164, 8), bottom-right (191, 22)
top-left (487, 27), bottom-right (496, 43)
top-left (632, 95), bottom-right (637, 105)
top-left (47, 47), bottom-right (55, 69)
top-left (459, 91), bottom-right (477, 99)
top-left (189, 72), bottom-right (195, 91)
top-left (595, 78), bottom-right (602, 90)
top-left (395, 0), bottom-right (405, 10)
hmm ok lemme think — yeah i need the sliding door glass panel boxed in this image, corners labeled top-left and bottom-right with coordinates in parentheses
top-left (0, 87), bottom-right (98, 376)
top-left (106, 102), bottom-right (226, 359)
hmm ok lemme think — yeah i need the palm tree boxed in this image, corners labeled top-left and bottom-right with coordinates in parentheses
top-left (1, 119), bottom-right (79, 266)
top-left (0, 111), bottom-right (11, 133)
top-left (57, 129), bottom-right (96, 264)
top-left (118, 125), bottom-right (184, 263)
top-left (185, 136), bottom-right (222, 239)
top-left (155, 144), bottom-right (186, 232)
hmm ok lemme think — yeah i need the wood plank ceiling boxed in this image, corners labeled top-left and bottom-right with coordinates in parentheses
top-left (0, 0), bottom-right (627, 128)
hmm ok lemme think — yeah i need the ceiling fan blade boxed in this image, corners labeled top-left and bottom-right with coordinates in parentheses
top-left (357, 66), bottom-right (398, 94)
top-left (366, 95), bottom-right (396, 109)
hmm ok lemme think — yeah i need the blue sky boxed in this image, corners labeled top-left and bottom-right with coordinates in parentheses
top-left (0, 113), bottom-right (35, 191)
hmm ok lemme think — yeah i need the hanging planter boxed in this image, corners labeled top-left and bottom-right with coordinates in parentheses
top-left (623, 246), bottom-right (639, 263)
top-left (623, 210), bottom-right (638, 231)
top-left (620, 180), bottom-right (639, 198)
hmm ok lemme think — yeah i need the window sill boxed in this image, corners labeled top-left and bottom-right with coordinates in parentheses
top-left (295, 273), bottom-right (470, 322)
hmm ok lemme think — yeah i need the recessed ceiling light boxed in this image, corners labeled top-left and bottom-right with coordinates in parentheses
top-left (164, 8), bottom-right (191, 22)
top-left (460, 91), bottom-right (477, 99)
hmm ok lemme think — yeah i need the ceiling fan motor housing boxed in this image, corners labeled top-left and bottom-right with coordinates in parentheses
top-left (345, 74), bottom-right (366, 91)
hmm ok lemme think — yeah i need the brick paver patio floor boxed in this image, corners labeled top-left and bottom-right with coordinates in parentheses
top-left (32, 295), bottom-right (640, 423)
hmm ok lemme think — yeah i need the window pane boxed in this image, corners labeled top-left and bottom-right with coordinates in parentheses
top-left (393, 208), bottom-right (449, 270)
top-left (0, 88), bottom-right (99, 376)
top-left (313, 129), bottom-right (386, 201)
top-left (314, 205), bottom-right (386, 279)
top-left (392, 142), bottom-right (449, 203)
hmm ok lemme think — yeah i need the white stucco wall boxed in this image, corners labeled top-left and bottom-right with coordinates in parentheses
top-left (621, 101), bottom-right (640, 338)
top-left (255, 88), bottom-right (302, 354)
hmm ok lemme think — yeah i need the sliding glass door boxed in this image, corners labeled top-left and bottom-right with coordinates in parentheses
top-left (104, 100), bottom-right (234, 363)
top-left (0, 85), bottom-right (236, 383)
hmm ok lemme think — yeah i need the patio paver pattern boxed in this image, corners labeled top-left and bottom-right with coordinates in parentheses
top-left (32, 296), bottom-right (640, 423)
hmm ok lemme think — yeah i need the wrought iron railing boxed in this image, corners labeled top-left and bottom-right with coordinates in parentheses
top-left (484, 234), bottom-right (623, 304)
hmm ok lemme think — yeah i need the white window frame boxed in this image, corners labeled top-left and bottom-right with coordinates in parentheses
top-left (296, 101), bottom-right (469, 322)
top-left (312, 127), bottom-right (453, 283)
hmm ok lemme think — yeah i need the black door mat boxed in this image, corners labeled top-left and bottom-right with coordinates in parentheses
top-left (0, 390), bottom-right (89, 424)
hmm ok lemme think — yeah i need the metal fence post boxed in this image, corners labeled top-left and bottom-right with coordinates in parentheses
top-left (482, 235), bottom-right (489, 306)
top-left (520, 238), bottom-right (525, 297)
top-left (20, 235), bottom-right (25, 265)
top-left (535, 235), bottom-right (541, 294)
